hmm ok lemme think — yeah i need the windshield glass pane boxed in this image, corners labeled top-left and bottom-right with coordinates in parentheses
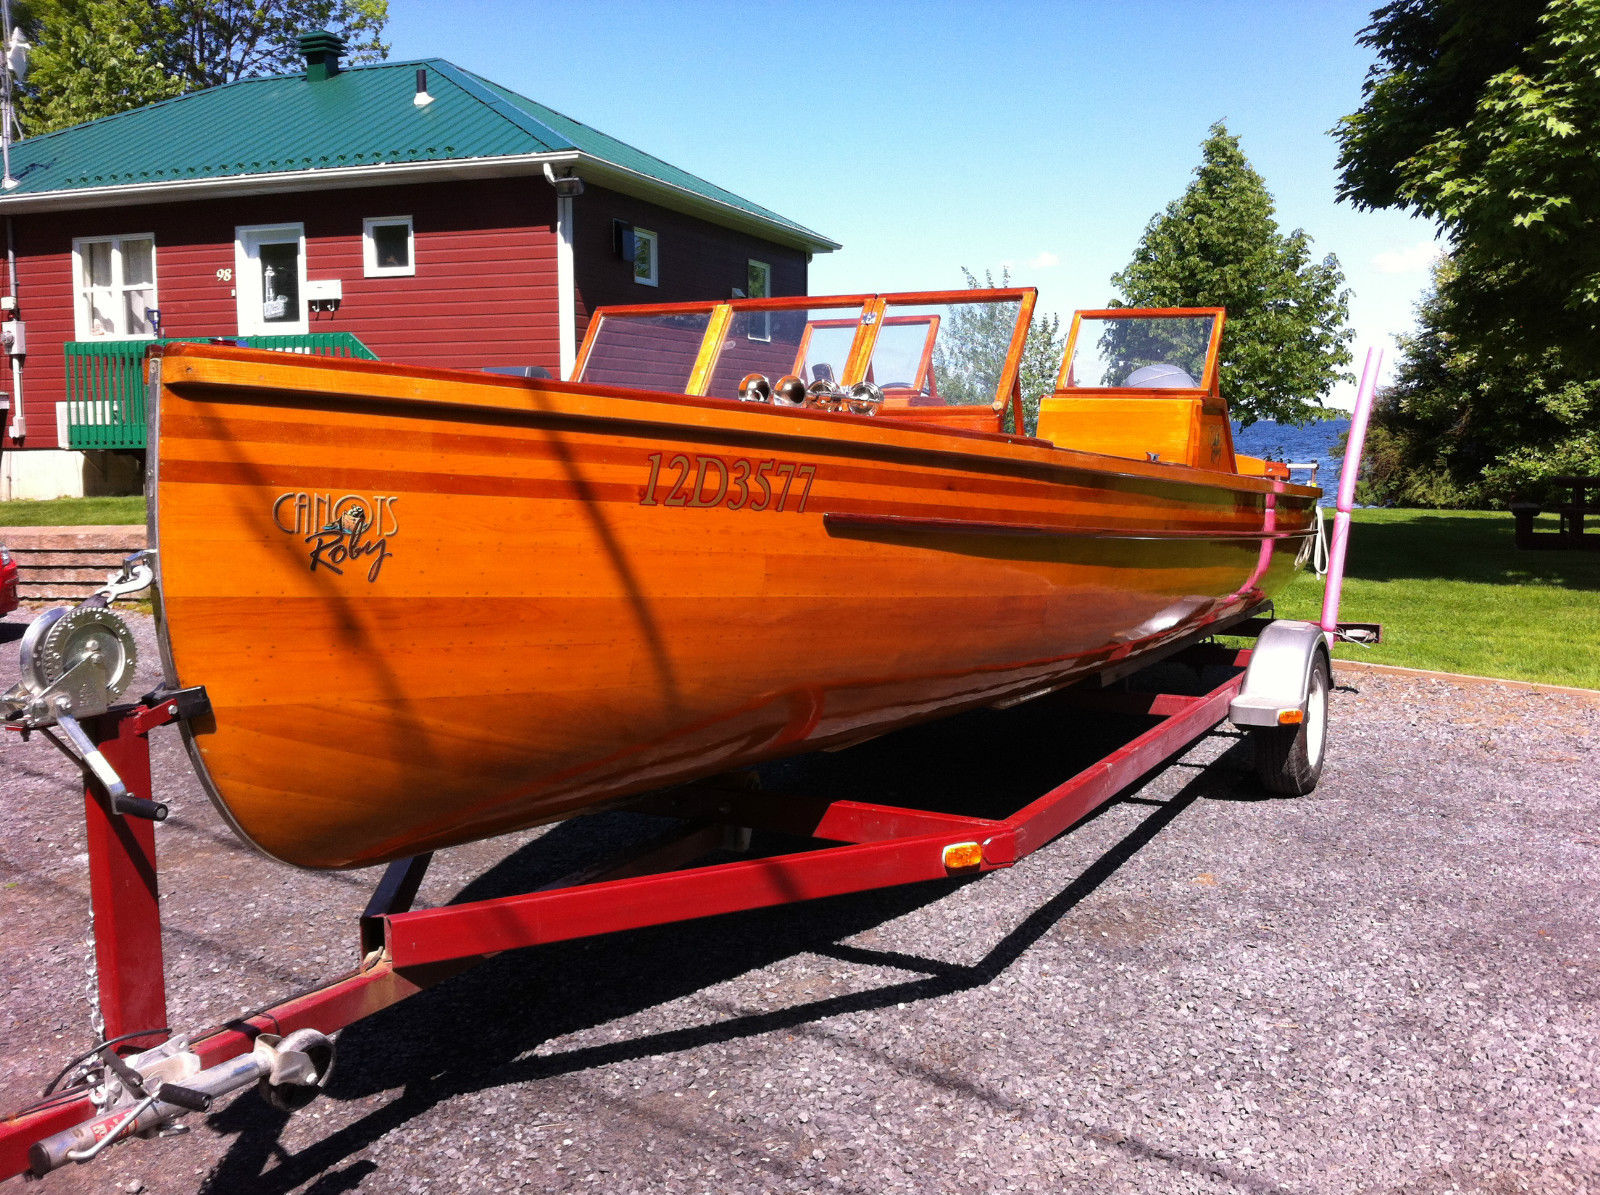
top-left (704, 305), bottom-right (868, 399)
top-left (1065, 314), bottom-right (1216, 389)
top-left (869, 297), bottom-right (1024, 407)
top-left (579, 311), bottom-right (713, 392)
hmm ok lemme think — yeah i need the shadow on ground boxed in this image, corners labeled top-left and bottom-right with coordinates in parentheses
top-left (1341, 514), bottom-right (1600, 591)
top-left (193, 674), bottom-right (1273, 1194)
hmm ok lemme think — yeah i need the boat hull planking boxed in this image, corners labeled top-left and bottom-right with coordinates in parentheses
top-left (152, 345), bottom-right (1316, 869)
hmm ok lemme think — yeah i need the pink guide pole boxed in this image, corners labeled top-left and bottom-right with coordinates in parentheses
top-left (1320, 347), bottom-right (1383, 642)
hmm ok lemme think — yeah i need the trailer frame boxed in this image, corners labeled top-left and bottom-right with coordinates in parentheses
top-left (1, 614), bottom-right (1278, 1182)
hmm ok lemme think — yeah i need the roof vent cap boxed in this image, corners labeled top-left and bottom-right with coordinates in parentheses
top-left (298, 29), bottom-right (345, 82)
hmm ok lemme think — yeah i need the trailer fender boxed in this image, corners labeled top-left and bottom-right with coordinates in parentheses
top-left (1228, 620), bottom-right (1329, 728)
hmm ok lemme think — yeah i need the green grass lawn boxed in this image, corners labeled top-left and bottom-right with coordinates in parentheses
top-left (1268, 508), bottom-right (1600, 690)
top-left (0, 495), bottom-right (147, 526)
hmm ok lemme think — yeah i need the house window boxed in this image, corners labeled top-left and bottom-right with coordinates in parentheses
top-left (363, 216), bottom-right (414, 277)
top-left (235, 224), bottom-right (307, 335)
top-left (633, 227), bottom-right (658, 286)
top-left (72, 235), bottom-right (157, 339)
top-left (747, 260), bottom-right (770, 299)
top-left (746, 259), bottom-right (771, 341)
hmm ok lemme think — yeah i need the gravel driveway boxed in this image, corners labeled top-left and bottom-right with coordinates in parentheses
top-left (1, 607), bottom-right (1596, 1194)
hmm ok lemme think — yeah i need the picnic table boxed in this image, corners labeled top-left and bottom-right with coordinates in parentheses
top-left (1511, 475), bottom-right (1600, 550)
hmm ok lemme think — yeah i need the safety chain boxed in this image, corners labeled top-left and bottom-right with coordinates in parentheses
top-left (84, 908), bottom-right (105, 1044)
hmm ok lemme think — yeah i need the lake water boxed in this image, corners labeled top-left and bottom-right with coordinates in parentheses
top-left (1232, 417), bottom-right (1352, 504)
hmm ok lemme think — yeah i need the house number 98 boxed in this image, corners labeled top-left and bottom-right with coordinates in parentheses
top-left (216, 268), bottom-right (233, 282)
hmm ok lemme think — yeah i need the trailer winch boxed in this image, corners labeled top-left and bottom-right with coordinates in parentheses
top-left (2, 551), bottom-right (168, 822)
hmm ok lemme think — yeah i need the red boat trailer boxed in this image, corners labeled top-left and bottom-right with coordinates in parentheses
top-left (0, 618), bottom-right (1282, 1182)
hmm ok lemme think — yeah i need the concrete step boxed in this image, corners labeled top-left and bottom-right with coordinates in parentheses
top-left (3, 524), bottom-right (147, 601)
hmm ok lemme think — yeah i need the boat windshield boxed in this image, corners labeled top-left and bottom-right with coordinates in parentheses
top-left (869, 295), bottom-right (1026, 407)
top-left (703, 302), bottom-right (873, 399)
top-left (1061, 311), bottom-right (1220, 392)
top-left (575, 289), bottom-right (1037, 420)
top-left (579, 310), bottom-right (715, 392)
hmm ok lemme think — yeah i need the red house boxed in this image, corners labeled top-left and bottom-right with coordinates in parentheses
top-left (0, 31), bottom-right (837, 499)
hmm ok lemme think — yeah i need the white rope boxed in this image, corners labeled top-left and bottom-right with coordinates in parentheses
top-left (1313, 503), bottom-right (1330, 577)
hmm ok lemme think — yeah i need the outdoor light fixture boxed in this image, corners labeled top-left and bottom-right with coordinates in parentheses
top-left (543, 162), bottom-right (583, 199)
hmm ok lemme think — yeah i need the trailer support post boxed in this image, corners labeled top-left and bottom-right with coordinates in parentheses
top-left (83, 708), bottom-right (170, 1051)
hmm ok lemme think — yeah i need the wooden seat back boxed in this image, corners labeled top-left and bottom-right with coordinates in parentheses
top-left (1036, 392), bottom-right (1237, 472)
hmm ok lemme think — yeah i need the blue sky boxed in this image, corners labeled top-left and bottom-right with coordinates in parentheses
top-left (387, 0), bottom-right (1441, 410)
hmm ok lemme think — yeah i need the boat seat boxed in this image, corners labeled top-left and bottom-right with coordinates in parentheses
top-left (1036, 392), bottom-right (1236, 471)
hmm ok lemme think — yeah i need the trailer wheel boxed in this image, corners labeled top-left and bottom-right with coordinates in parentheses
top-left (1251, 652), bottom-right (1330, 796)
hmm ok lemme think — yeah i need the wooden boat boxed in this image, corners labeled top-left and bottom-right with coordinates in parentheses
top-left (147, 289), bottom-right (1320, 869)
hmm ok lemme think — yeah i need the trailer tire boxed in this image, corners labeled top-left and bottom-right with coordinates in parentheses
top-left (1250, 652), bottom-right (1330, 796)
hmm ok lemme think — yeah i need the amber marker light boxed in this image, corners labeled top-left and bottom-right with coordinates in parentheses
top-left (1278, 709), bottom-right (1305, 725)
top-left (943, 842), bottom-right (983, 872)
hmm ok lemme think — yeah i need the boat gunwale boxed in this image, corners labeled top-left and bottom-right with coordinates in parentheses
top-left (155, 343), bottom-right (1322, 505)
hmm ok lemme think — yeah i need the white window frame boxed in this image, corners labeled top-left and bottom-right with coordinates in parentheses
top-left (235, 223), bottom-right (309, 335)
top-left (745, 259), bottom-right (772, 342)
top-left (633, 227), bottom-right (658, 287)
top-left (363, 215), bottom-right (415, 277)
top-left (71, 234), bottom-right (159, 340)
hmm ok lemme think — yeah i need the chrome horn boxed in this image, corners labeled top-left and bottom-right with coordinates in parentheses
top-left (847, 381), bottom-right (884, 416)
top-left (771, 374), bottom-right (808, 406)
top-left (737, 372), bottom-right (771, 403)
top-left (805, 378), bottom-right (844, 412)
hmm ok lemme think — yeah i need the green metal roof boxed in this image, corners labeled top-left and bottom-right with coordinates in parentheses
top-left (0, 55), bottom-right (838, 251)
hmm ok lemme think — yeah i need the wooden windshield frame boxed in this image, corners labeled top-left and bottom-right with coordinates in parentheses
top-left (1055, 307), bottom-right (1226, 398)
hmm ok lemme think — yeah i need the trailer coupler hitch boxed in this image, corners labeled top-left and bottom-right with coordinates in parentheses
top-left (28, 1029), bottom-right (335, 1177)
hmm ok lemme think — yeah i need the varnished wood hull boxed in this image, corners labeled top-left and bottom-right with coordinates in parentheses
top-left (150, 345), bottom-right (1319, 869)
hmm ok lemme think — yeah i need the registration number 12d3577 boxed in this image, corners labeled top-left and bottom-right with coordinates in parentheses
top-left (640, 452), bottom-right (818, 513)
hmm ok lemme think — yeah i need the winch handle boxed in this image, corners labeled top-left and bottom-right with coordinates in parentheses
top-left (46, 706), bottom-right (169, 821)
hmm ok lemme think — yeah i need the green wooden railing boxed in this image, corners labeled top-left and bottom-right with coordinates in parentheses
top-left (65, 333), bottom-right (380, 450)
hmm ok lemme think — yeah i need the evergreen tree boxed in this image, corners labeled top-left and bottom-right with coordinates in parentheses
top-left (1111, 123), bottom-right (1353, 427)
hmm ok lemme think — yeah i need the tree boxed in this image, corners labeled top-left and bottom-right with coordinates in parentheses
top-left (932, 268), bottom-right (1064, 435)
top-left (1334, 0), bottom-right (1600, 505)
top-left (1111, 124), bottom-right (1352, 428)
top-left (1335, 0), bottom-right (1599, 366)
top-left (20, 0), bottom-right (181, 135)
top-left (155, 0), bottom-right (388, 91)
top-left (1357, 256), bottom-right (1600, 507)
top-left (19, 0), bottom-right (388, 135)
